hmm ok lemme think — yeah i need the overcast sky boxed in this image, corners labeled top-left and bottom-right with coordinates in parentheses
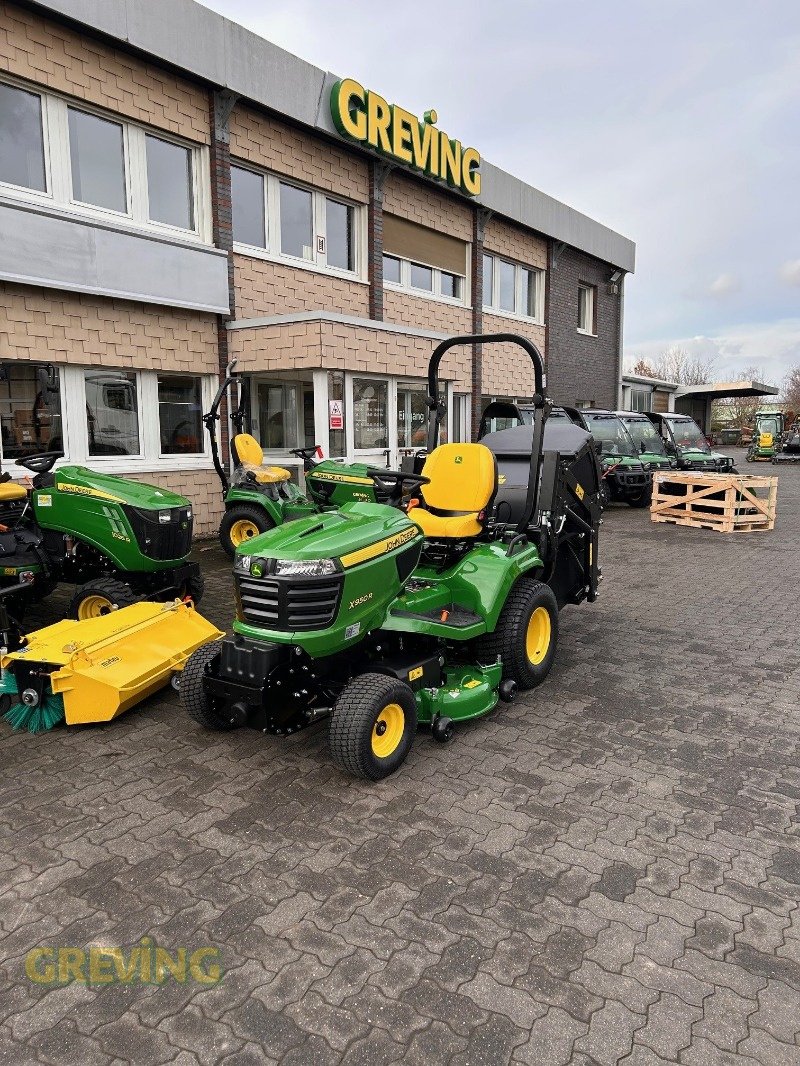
top-left (205, 0), bottom-right (800, 385)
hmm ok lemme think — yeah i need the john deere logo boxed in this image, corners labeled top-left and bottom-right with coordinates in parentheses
top-left (251, 561), bottom-right (265, 578)
top-left (454, 455), bottom-right (463, 464)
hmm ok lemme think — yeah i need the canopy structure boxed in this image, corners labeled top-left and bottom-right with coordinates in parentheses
top-left (674, 381), bottom-right (780, 432)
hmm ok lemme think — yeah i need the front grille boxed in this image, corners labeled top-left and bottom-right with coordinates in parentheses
top-left (124, 505), bottom-right (193, 561)
top-left (236, 573), bottom-right (344, 631)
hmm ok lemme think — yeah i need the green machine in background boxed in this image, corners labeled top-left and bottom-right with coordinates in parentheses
top-left (205, 362), bottom-right (422, 556)
top-left (746, 411), bottom-right (784, 462)
top-left (182, 335), bottom-right (602, 781)
top-left (0, 451), bottom-right (202, 620)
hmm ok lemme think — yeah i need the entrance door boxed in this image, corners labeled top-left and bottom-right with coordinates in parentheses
top-left (350, 376), bottom-right (390, 467)
top-left (253, 382), bottom-right (299, 452)
top-left (397, 383), bottom-right (428, 463)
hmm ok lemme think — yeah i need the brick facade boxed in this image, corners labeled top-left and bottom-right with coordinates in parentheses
top-left (547, 246), bottom-right (621, 409)
top-left (484, 217), bottom-right (547, 270)
top-left (383, 171), bottom-right (473, 242)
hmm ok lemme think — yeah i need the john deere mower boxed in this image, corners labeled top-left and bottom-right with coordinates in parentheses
top-left (646, 412), bottom-right (737, 473)
top-left (746, 411), bottom-right (784, 462)
top-left (0, 451), bottom-right (202, 620)
top-left (774, 415), bottom-right (800, 464)
top-left (181, 334), bottom-right (601, 780)
top-left (207, 362), bottom-right (418, 556)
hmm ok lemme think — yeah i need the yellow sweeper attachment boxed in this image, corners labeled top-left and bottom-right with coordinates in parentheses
top-left (0, 600), bottom-right (223, 732)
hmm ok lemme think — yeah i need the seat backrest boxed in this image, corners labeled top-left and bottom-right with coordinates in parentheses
top-left (420, 444), bottom-right (497, 514)
top-left (232, 433), bottom-right (263, 467)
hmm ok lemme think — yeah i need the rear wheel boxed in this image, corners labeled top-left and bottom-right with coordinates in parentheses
top-left (329, 673), bottom-right (417, 780)
top-left (219, 505), bottom-right (273, 558)
top-left (181, 642), bottom-right (235, 730)
top-left (474, 578), bottom-right (558, 690)
top-left (68, 577), bottom-right (138, 621)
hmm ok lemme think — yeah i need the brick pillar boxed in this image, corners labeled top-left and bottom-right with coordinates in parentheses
top-left (209, 89), bottom-right (239, 461)
top-left (470, 208), bottom-right (491, 438)
top-left (368, 161), bottom-right (393, 321)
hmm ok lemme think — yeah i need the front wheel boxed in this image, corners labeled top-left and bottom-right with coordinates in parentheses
top-left (68, 577), bottom-right (138, 621)
top-left (474, 578), bottom-right (558, 691)
top-left (627, 489), bottom-right (652, 508)
top-left (219, 505), bottom-right (273, 558)
top-left (181, 642), bottom-right (236, 730)
top-left (329, 673), bottom-right (417, 780)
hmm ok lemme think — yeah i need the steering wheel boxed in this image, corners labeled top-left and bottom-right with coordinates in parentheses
top-left (16, 451), bottom-right (64, 473)
top-left (290, 446), bottom-right (319, 461)
top-left (365, 467), bottom-right (429, 505)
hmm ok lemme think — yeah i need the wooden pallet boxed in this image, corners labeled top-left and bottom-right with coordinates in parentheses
top-left (650, 471), bottom-right (777, 533)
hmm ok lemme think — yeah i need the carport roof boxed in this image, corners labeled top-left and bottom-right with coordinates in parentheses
top-left (675, 380), bottom-right (780, 400)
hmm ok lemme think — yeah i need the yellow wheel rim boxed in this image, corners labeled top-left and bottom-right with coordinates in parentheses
top-left (371, 702), bottom-right (405, 759)
top-left (230, 519), bottom-right (260, 547)
top-left (526, 606), bottom-right (551, 666)
top-left (78, 594), bottom-right (115, 620)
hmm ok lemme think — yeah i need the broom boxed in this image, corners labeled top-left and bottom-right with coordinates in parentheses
top-left (0, 669), bottom-right (65, 734)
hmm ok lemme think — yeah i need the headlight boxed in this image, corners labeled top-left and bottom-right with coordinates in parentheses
top-left (236, 554), bottom-right (252, 573)
top-left (274, 558), bottom-right (337, 577)
top-left (158, 509), bottom-right (173, 524)
top-left (642, 462), bottom-right (651, 471)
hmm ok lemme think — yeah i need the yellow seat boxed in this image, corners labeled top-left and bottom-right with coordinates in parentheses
top-left (232, 433), bottom-right (291, 484)
top-left (0, 482), bottom-right (27, 502)
top-left (411, 443), bottom-right (497, 539)
top-left (250, 466), bottom-right (292, 484)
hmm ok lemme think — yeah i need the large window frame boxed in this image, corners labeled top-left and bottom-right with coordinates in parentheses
top-left (630, 388), bottom-right (652, 413)
top-left (231, 161), bottom-right (367, 283)
top-left (482, 252), bottom-right (545, 324)
top-left (0, 366), bottom-right (215, 477)
top-left (577, 282), bottom-right (597, 336)
top-left (383, 253), bottom-right (469, 307)
top-left (0, 72), bottom-right (211, 244)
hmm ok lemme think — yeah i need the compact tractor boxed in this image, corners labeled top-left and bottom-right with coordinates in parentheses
top-left (0, 451), bottom-right (202, 620)
top-left (746, 411), bottom-right (784, 462)
top-left (645, 412), bottom-right (737, 473)
top-left (181, 334), bottom-right (602, 780)
top-left (206, 363), bottom-right (415, 556)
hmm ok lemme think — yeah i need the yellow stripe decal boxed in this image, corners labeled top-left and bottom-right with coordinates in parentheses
top-left (59, 484), bottom-right (125, 503)
top-left (340, 526), bottom-right (418, 568)
top-left (311, 472), bottom-right (375, 486)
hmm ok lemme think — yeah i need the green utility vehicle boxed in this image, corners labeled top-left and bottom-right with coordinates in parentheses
top-left (746, 411), bottom-right (784, 462)
top-left (207, 363), bottom-right (413, 556)
top-left (645, 413), bottom-right (737, 473)
top-left (0, 451), bottom-right (201, 619)
top-left (617, 412), bottom-right (676, 473)
top-left (181, 334), bottom-right (601, 780)
top-left (571, 409), bottom-right (651, 507)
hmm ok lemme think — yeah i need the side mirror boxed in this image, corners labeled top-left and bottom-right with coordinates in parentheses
top-left (640, 441), bottom-right (646, 454)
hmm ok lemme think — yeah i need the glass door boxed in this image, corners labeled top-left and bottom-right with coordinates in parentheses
top-left (350, 376), bottom-right (390, 467)
top-left (397, 382), bottom-right (428, 462)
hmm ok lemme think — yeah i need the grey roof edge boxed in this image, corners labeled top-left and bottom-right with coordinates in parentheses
top-left (26, 0), bottom-right (635, 272)
top-left (227, 310), bottom-right (447, 341)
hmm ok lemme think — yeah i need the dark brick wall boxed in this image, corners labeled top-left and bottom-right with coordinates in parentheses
top-left (546, 244), bottom-right (622, 409)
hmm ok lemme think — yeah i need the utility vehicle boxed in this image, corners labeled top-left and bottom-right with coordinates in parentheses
top-left (206, 363), bottom-right (412, 556)
top-left (573, 409), bottom-right (652, 508)
top-left (0, 451), bottom-right (202, 619)
top-left (646, 412), bottom-right (736, 473)
top-left (617, 412), bottom-right (676, 473)
top-left (182, 334), bottom-right (601, 780)
top-left (774, 415), bottom-right (800, 463)
top-left (746, 411), bottom-right (783, 462)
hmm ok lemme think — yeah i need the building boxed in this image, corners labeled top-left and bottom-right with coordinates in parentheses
top-left (621, 372), bottom-right (779, 432)
top-left (621, 373), bottom-right (678, 413)
top-left (0, 0), bottom-right (635, 534)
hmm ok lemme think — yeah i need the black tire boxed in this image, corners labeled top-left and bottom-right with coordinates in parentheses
top-left (180, 642), bottom-right (235, 730)
top-left (67, 577), bottom-right (138, 621)
top-left (219, 505), bottom-right (273, 558)
top-left (182, 572), bottom-right (205, 606)
top-left (329, 672), bottom-right (417, 780)
top-left (474, 578), bottom-right (558, 691)
top-left (627, 488), bottom-right (652, 508)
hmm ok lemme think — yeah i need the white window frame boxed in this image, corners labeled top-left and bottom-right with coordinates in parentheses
top-left (382, 252), bottom-right (469, 307)
top-left (0, 72), bottom-right (211, 244)
top-left (577, 282), bottom-right (597, 336)
top-left (482, 252), bottom-right (545, 324)
top-left (630, 388), bottom-right (652, 413)
top-left (231, 161), bottom-right (367, 283)
top-left (0, 367), bottom-right (215, 479)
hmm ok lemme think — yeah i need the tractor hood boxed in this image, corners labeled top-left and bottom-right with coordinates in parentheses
top-left (53, 466), bottom-right (190, 510)
top-left (236, 502), bottom-right (422, 569)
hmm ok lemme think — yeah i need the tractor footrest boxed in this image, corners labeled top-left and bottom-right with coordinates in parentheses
top-left (390, 605), bottom-right (482, 628)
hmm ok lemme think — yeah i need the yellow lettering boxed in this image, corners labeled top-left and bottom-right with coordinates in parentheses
top-left (461, 147), bottom-right (481, 196)
top-left (391, 105), bottom-right (415, 165)
top-left (26, 948), bottom-right (55, 984)
top-left (366, 92), bottom-right (392, 153)
top-left (57, 947), bottom-right (85, 984)
top-left (88, 949), bottom-right (116, 985)
top-left (440, 135), bottom-right (462, 188)
top-left (109, 947), bottom-right (140, 982)
top-left (330, 78), bottom-right (367, 141)
top-left (189, 947), bottom-right (222, 985)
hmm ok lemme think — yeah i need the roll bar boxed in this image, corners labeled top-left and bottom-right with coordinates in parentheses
top-left (204, 359), bottom-right (250, 496)
top-left (425, 333), bottom-right (548, 534)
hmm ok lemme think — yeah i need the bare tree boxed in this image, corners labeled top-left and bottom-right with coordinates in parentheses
top-left (714, 365), bottom-right (778, 428)
top-left (650, 345), bottom-right (716, 385)
top-left (784, 365), bottom-right (800, 413)
top-left (631, 358), bottom-right (654, 377)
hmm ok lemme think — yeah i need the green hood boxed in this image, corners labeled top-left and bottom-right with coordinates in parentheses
top-left (53, 466), bottom-right (190, 510)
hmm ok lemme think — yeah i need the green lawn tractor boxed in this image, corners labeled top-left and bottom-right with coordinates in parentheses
top-left (746, 411), bottom-right (784, 462)
top-left (0, 451), bottom-right (202, 620)
top-left (182, 334), bottom-right (601, 780)
top-left (207, 362), bottom-right (417, 557)
top-left (773, 415), bottom-right (800, 464)
top-left (646, 412), bottom-right (737, 473)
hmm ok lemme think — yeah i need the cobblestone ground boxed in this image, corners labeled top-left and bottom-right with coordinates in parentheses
top-left (1, 449), bottom-right (799, 1065)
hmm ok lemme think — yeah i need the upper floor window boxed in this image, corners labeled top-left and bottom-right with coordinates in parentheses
top-left (382, 213), bottom-right (468, 305)
top-left (483, 253), bottom-right (544, 322)
top-left (231, 163), bottom-right (359, 276)
top-left (0, 74), bottom-right (208, 241)
top-left (578, 283), bottom-right (597, 335)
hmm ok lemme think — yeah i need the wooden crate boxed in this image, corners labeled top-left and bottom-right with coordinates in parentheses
top-left (651, 471), bottom-right (777, 533)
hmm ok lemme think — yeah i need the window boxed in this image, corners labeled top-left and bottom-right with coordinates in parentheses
top-left (382, 213), bottom-right (467, 304)
top-left (382, 254), bottom-right (401, 284)
top-left (231, 163), bottom-right (360, 275)
top-left (440, 271), bottom-right (461, 300)
top-left (384, 255), bottom-right (465, 301)
top-left (158, 376), bottom-right (203, 454)
top-left (397, 384), bottom-right (428, 449)
top-left (630, 389), bottom-right (651, 413)
top-left (578, 283), bottom-right (596, 334)
top-left (85, 370), bottom-right (140, 457)
top-left (483, 253), bottom-right (544, 322)
top-left (68, 107), bottom-right (126, 213)
top-left (0, 82), bottom-right (46, 192)
top-left (0, 363), bottom-right (63, 461)
top-left (352, 378), bottom-right (388, 451)
top-left (328, 371), bottom-right (346, 458)
top-left (258, 382), bottom-right (299, 450)
top-left (410, 262), bottom-right (433, 292)
top-left (146, 135), bottom-right (193, 230)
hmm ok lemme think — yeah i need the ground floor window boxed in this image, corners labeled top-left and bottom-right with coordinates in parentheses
top-left (353, 378), bottom-right (388, 453)
top-left (85, 369), bottom-right (140, 457)
top-left (630, 388), bottom-right (652, 413)
top-left (158, 375), bottom-right (204, 454)
top-left (397, 383), bottom-right (428, 449)
top-left (0, 362), bottom-right (63, 462)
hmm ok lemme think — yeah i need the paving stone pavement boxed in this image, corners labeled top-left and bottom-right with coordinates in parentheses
top-left (1, 448), bottom-right (799, 1065)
